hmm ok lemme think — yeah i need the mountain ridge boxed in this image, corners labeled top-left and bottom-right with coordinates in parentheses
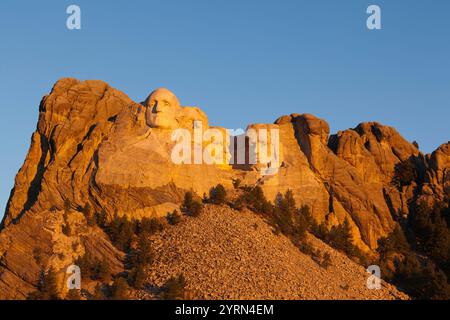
top-left (0, 78), bottom-right (448, 299)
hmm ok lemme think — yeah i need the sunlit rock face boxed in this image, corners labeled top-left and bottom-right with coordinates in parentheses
top-left (5, 78), bottom-right (442, 300)
top-left (2, 77), bottom-right (449, 272)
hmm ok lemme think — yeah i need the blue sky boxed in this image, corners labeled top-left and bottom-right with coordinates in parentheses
top-left (0, 0), bottom-right (449, 218)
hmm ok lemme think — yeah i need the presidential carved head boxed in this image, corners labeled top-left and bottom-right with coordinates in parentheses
top-left (144, 88), bottom-right (182, 129)
top-left (144, 88), bottom-right (208, 129)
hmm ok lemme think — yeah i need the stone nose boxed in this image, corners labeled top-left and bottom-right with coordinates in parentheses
top-left (153, 101), bottom-right (162, 113)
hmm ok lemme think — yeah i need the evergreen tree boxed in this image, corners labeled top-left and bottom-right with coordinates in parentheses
top-left (92, 284), bottom-right (106, 300)
top-left (94, 258), bottom-right (111, 281)
top-left (296, 205), bottom-right (314, 239)
top-left (41, 267), bottom-right (59, 300)
top-left (182, 191), bottom-right (194, 210)
top-left (182, 192), bottom-right (202, 217)
top-left (377, 226), bottom-right (410, 259)
top-left (62, 210), bottom-right (72, 236)
top-left (321, 252), bottom-right (332, 269)
top-left (232, 178), bottom-right (241, 189)
top-left (116, 221), bottom-right (134, 251)
top-left (239, 186), bottom-right (273, 215)
top-left (28, 268), bottom-right (60, 300)
top-left (76, 253), bottom-right (110, 281)
top-left (427, 211), bottom-right (450, 267)
top-left (329, 218), bottom-right (354, 254)
top-left (167, 210), bottom-right (181, 225)
top-left (66, 289), bottom-right (82, 300)
top-left (129, 266), bottom-right (146, 289)
top-left (95, 210), bottom-right (107, 228)
top-left (312, 221), bottom-right (329, 240)
top-left (189, 201), bottom-right (202, 217)
top-left (111, 277), bottom-right (130, 300)
top-left (160, 274), bottom-right (186, 300)
top-left (395, 255), bottom-right (450, 299)
top-left (299, 205), bottom-right (314, 224)
top-left (393, 160), bottom-right (418, 189)
top-left (139, 217), bottom-right (164, 235)
top-left (283, 190), bottom-right (296, 213)
top-left (108, 214), bottom-right (134, 251)
top-left (340, 218), bottom-right (354, 253)
top-left (209, 184), bottom-right (227, 204)
top-left (274, 190), bottom-right (296, 235)
top-left (130, 232), bottom-right (154, 267)
top-left (76, 252), bottom-right (93, 279)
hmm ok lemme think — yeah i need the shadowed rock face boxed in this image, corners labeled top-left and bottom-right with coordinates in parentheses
top-left (0, 78), bottom-right (448, 299)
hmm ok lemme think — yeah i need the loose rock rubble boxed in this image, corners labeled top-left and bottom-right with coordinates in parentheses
top-left (146, 204), bottom-right (408, 300)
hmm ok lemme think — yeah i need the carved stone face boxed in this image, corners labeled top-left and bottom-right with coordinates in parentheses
top-left (144, 88), bottom-right (181, 129)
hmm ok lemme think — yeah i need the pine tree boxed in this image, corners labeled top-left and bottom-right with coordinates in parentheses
top-left (42, 267), bottom-right (59, 300)
top-left (116, 221), bottom-right (134, 251)
top-left (329, 218), bottom-right (354, 254)
top-left (66, 289), bottom-right (82, 300)
top-left (182, 192), bottom-right (202, 217)
top-left (296, 205), bottom-right (314, 239)
top-left (393, 160), bottom-right (418, 188)
top-left (284, 190), bottom-right (296, 213)
top-left (76, 252), bottom-right (110, 281)
top-left (167, 210), bottom-right (181, 225)
top-left (340, 218), bottom-right (354, 253)
top-left (182, 192), bottom-right (194, 211)
top-left (321, 252), bottom-right (332, 269)
top-left (111, 277), bottom-right (130, 300)
top-left (161, 274), bottom-right (186, 300)
top-left (129, 266), bottom-right (146, 289)
top-left (274, 190), bottom-right (296, 236)
top-left (243, 186), bottom-right (273, 215)
top-left (95, 258), bottom-right (111, 281)
top-left (95, 210), bottom-right (107, 228)
top-left (377, 226), bottom-right (409, 259)
top-left (311, 221), bottom-right (328, 240)
top-left (209, 184), bottom-right (227, 204)
top-left (139, 217), bottom-right (164, 235)
top-left (28, 268), bottom-right (60, 300)
top-left (108, 214), bottom-right (134, 251)
top-left (92, 284), bottom-right (106, 300)
top-left (130, 232), bottom-right (154, 267)
top-left (188, 201), bottom-right (202, 217)
top-left (76, 253), bottom-right (93, 279)
top-left (427, 212), bottom-right (450, 266)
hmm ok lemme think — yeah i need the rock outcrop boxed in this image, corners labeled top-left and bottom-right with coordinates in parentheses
top-left (0, 78), bottom-right (448, 299)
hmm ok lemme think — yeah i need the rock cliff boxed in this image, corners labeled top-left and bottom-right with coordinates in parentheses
top-left (0, 78), bottom-right (448, 299)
